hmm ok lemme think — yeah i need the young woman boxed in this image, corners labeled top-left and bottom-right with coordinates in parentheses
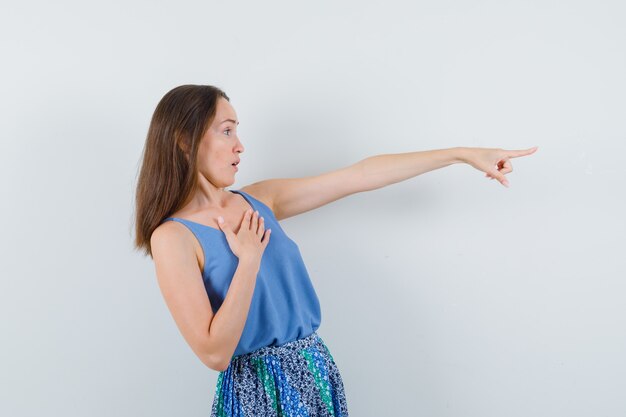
top-left (134, 84), bottom-right (537, 416)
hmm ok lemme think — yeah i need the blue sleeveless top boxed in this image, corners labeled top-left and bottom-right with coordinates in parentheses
top-left (162, 189), bottom-right (322, 358)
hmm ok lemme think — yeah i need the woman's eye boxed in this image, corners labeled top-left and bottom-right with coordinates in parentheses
top-left (224, 129), bottom-right (231, 136)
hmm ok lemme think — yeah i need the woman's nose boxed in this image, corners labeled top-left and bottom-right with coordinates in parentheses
top-left (236, 138), bottom-right (244, 153)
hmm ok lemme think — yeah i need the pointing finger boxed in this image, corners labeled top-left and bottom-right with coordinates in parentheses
top-left (507, 146), bottom-right (538, 158)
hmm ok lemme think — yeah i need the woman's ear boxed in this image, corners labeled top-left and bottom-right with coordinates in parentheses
top-left (176, 135), bottom-right (191, 161)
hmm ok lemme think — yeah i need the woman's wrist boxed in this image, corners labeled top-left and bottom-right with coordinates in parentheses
top-left (454, 147), bottom-right (471, 164)
top-left (237, 255), bottom-right (261, 270)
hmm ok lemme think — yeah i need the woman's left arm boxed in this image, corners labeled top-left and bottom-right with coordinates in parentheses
top-left (242, 146), bottom-right (538, 221)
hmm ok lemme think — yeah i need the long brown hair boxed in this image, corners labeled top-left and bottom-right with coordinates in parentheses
top-left (133, 84), bottom-right (230, 258)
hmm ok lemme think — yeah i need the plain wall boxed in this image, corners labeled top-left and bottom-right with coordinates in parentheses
top-left (1, 0), bottom-right (625, 416)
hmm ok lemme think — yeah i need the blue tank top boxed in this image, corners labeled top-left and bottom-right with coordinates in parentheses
top-left (162, 189), bottom-right (322, 359)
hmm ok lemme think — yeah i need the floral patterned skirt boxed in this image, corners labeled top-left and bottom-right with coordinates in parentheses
top-left (210, 331), bottom-right (349, 417)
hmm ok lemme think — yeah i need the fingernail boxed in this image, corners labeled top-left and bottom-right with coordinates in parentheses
top-left (217, 216), bottom-right (224, 224)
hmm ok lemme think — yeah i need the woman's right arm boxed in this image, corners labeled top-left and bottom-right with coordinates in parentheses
top-left (150, 214), bottom-right (266, 372)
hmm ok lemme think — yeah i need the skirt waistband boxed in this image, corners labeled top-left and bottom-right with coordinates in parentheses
top-left (230, 331), bottom-right (322, 363)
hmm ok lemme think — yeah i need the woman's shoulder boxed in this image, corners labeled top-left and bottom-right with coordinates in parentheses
top-left (151, 219), bottom-right (205, 270)
top-left (237, 184), bottom-right (276, 216)
top-left (152, 219), bottom-right (201, 255)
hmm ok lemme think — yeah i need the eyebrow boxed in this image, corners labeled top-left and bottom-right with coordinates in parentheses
top-left (220, 119), bottom-right (239, 125)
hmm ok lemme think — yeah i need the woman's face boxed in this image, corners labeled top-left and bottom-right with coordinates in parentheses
top-left (197, 97), bottom-right (244, 189)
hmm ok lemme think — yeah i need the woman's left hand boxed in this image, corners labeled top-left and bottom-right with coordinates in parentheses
top-left (462, 146), bottom-right (538, 187)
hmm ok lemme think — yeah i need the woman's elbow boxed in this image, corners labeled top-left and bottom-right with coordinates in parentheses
top-left (203, 352), bottom-right (230, 372)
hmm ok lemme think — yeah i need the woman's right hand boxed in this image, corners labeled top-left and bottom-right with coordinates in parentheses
top-left (217, 209), bottom-right (271, 263)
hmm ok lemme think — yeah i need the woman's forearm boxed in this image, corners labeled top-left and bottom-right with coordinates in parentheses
top-left (204, 256), bottom-right (261, 371)
top-left (357, 147), bottom-right (468, 190)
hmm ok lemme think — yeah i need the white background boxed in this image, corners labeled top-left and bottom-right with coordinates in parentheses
top-left (1, 0), bottom-right (625, 416)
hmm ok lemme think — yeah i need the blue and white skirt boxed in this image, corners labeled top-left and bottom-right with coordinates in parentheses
top-left (210, 331), bottom-right (349, 416)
